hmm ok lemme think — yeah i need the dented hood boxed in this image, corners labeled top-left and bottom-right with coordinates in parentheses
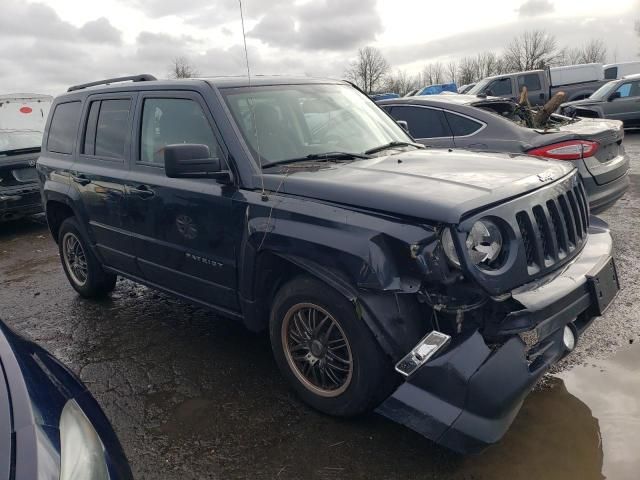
top-left (269, 149), bottom-right (574, 224)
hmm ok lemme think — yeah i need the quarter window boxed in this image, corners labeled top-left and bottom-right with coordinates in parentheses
top-left (389, 106), bottom-right (451, 139)
top-left (444, 112), bottom-right (483, 136)
top-left (47, 101), bottom-right (81, 154)
top-left (139, 98), bottom-right (221, 166)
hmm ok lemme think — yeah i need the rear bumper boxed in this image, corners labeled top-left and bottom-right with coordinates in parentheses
top-left (0, 184), bottom-right (42, 220)
top-left (583, 171), bottom-right (629, 214)
top-left (376, 218), bottom-right (615, 453)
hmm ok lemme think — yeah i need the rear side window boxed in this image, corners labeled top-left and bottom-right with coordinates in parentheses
top-left (604, 67), bottom-right (617, 80)
top-left (517, 74), bottom-right (542, 92)
top-left (389, 106), bottom-right (450, 139)
top-left (47, 101), bottom-right (81, 154)
top-left (444, 112), bottom-right (483, 136)
top-left (488, 78), bottom-right (513, 96)
top-left (82, 99), bottom-right (131, 159)
top-left (139, 98), bottom-right (221, 166)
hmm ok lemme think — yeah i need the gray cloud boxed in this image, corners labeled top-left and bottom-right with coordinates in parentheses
top-left (79, 17), bottom-right (123, 44)
top-left (249, 0), bottom-right (383, 51)
top-left (517, 0), bottom-right (555, 17)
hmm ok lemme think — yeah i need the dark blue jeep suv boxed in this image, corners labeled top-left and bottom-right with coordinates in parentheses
top-left (37, 74), bottom-right (619, 453)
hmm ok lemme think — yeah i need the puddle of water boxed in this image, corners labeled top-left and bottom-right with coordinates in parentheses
top-left (458, 345), bottom-right (640, 480)
top-left (559, 345), bottom-right (640, 480)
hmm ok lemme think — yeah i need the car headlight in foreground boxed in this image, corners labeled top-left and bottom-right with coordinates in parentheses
top-left (442, 219), bottom-right (504, 269)
top-left (60, 399), bottom-right (110, 480)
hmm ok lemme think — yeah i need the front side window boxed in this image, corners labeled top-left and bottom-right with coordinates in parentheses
top-left (47, 101), bottom-right (81, 154)
top-left (221, 84), bottom-right (411, 167)
top-left (489, 78), bottom-right (513, 96)
top-left (140, 98), bottom-right (220, 166)
top-left (615, 81), bottom-right (640, 98)
top-left (390, 106), bottom-right (450, 139)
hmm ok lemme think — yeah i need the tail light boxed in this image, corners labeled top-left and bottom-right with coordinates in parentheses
top-left (527, 140), bottom-right (599, 160)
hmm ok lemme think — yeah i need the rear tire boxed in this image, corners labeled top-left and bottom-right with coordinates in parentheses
top-left (269, 275), bottom-right (397, 417)
top-left (58, 217), bottom-right (117, 298)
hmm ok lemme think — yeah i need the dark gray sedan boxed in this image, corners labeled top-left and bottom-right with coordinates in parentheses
top-left (560, 75), bottom-right (640, 128)
top-left (379, 95), bottom-right (630, 213)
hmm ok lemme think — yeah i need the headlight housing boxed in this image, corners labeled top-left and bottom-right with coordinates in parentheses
top-left (59, 399), bottom-right (110, 480)
top-left (441, 218), bottom-right (505, 270)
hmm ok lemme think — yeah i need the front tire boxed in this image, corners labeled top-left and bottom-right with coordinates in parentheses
top-left (269, 275), bottom-right (397, 417)
top-left (58, 217), bottom-right (117, 298)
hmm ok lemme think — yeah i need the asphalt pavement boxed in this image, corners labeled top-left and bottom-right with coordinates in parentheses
top-left (1, 133), bottom-right (640, 479)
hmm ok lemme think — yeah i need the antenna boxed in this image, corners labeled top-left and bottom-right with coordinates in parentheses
top-left (238, 0), bottom-right (267, 200)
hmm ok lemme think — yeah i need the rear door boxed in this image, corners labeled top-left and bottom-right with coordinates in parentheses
top-left (385, 105), bottom-right (454, 147)
top-left (603, 80), bottom-right (640, 125)
top-left (124, 91), bottom-right (239, 313)
top-left (71, 94), bottom-right (138, 273)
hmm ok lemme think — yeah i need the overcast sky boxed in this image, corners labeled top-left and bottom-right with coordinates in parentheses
top-left (1, 0), bottom-right (638, 94)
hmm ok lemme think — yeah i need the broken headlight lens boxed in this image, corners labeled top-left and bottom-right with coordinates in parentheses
top-left (441, 227), bottom-right (461, 268)
top-left (466, 219), bottom-right (503, 267)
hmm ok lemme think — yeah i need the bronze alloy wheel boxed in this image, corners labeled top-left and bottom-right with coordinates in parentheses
top-left (281, 303), bottom-right (354, 397)
top-left (62, 231), bottom-right (88, 287)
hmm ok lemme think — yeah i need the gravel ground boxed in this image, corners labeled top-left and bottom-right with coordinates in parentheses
top-left (1, 133), bottom-right (639, 479)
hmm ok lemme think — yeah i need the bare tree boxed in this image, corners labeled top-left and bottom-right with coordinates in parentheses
top-left (422, 62), bottom-right (445, 85)
top-left (446, 60), bottom-right (458, 84)
top-left (557, 47), bottom-right (583, 66)
top-left (345, 46), bottom-right (390, 93)
top-left (636, 20), bottom-right (640, 54)
top-left (503, 30), bottom-right (558, 71)
top-left (579, 39), bottom-right (607, 63)
top-left (169, 56), bottom-right (199, 79)
top-left (458, 56), bottom-right (478, 85)
top-left (384, 70), bottom-right (420, 96)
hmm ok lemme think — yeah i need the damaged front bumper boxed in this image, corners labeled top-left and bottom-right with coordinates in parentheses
top-left (0, 184), bottom-right (42, 221)
top-left (376, 217), bottom-right (617, 454)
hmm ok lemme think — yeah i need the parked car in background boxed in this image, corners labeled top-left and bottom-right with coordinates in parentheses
top-left (0, 93), bottom-right (51, 222)
top-left (0, 318), bottom-right (132, 479)
top-left (415, 82), bottom-right (458, 96)
top-left (38, 75), bottom-right (619, 453)
top-left (559, 75), bottom-right (640, 128)
top-left (458, 83), bottom-right (476, 94)
top-left (379, 94), bottom-right (629, 213)
top-left (369, 92), bottom-right (400, 101)
top-left (468, 64), bottom-right (608, 106)
top-left (604, 61), bottom-right (640, 80)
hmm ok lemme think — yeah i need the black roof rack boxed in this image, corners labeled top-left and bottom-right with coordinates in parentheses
top-left (67, 74), bottom-right (157, 92)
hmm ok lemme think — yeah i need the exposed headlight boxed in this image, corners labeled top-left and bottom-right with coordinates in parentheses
top-left (466, 219), bottom-right (503, 267)
top-left (441, 227), bottom-right (460, 267)
top-left (59, 399), bottom-right (110, 480)
top-left (441, 219), bottom-right (504, 269)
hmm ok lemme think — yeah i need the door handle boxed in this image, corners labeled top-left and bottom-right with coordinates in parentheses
top-left (71, 173), bottom-right (91, 186)
top-left (129, 184), bottom-right (155, 198)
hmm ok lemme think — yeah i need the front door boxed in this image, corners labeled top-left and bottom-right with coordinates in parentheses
top-left (124, 92), bottom-right (239, 313)
top-left (604, 80), bottom-right (640, 125)
top-left (72, 94), bottom-right (138, 273)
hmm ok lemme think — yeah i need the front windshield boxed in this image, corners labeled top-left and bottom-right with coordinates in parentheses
top-left (589, 81), bottom-right (618, 101)
top-left (221, 83), bottom-right (412, 167)
top-left (467, 78), bottom-right (491, 95)
top-left (0, 98), bottom-right (50, 154)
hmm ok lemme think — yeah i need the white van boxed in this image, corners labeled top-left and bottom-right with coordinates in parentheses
top-left (603, 61), bottom-right (640, 80)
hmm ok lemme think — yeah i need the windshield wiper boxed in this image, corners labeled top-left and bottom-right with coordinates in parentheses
top-left (364, 141), bottom-right (424, 155)
top-left (262, 151), bottom-right (371, 168)
top-left (0, 146), bottom-right (41, 157)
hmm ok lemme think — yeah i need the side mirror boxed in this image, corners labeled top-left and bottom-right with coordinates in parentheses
top-left (485, 89), bottom-right (493, 96)
top-left (396, 120), bottom-right (409, 132)
top-left (608, 91), bottom-right (621, 102)
top-left (164, 144), bottom-right (224, 179)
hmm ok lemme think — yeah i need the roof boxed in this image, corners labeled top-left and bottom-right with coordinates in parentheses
top-left (63, 74), bottom-right (345, 95)
top-left (377, 93), bottom-right (510, 107)
top-left (621, 73), bottom-right (640, 80)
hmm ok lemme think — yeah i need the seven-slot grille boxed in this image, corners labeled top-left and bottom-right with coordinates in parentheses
top-left (516, 181), bottom-right (589, 274)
